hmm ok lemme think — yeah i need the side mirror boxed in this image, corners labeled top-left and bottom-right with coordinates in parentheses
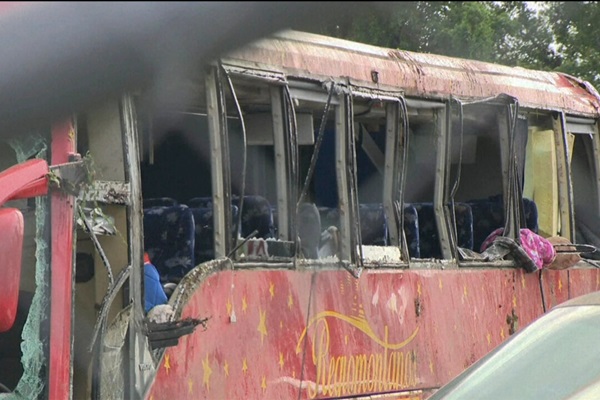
top-left (0, 208), bottom-right (23, 332)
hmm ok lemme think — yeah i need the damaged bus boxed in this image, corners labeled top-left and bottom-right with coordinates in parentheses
top-left (2, 30), bottom-right (600, 400)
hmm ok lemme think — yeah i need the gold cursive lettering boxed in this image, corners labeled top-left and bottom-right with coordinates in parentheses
top-left (306, 317), bottom-right (419, 398)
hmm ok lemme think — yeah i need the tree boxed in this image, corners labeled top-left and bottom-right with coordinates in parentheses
top-left (544, 2), bottom-right (600, 87)
top-left (318, 2), bottom-right (559, 72)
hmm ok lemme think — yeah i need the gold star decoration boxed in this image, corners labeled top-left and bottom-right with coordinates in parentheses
top-left (558, 279), bottom-right (563, 293)
top-left (242, 296), bottom-right (248, 312)
top-left (279, 352), bottom-right (285, 369)
top-left (224, 361), bottom-right (229, 377)
top-left (439, 277), bottom-right (443, 289)
top-left (269, 282), bottom-right (275, 299)
top-left (417, 282), bottom-right (422, 296)
top-left (226, 298), bottom-right (232, 317)
top-left (163, 354), bottom-right (171, 375)
top-left (257, 308), bottom-right (268, 344)
top-left (486, 332), bottom-right (491, 345)
top-left (202, 354), bottom-right (213, 391)
top-left (261, 376), bottom-right (267, 393)
top-left (188, 378), bottom-right (194, 394)
top-left (287, 293), bottom-right (294, 309)
top-left (242, 358), bottom-right (248, 374)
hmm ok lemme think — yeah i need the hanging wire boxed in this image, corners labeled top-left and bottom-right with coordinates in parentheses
top-left (77, 205), bottom-right (114, 287)
top-left (282, 85), bottom-right (300, 257)
top-left (219, 64), bottom-right (248, 317)
top-left (220, 63), bottom-right (247, 244)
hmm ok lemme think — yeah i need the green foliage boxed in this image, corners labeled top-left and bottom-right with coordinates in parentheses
top-left (544, 1), bottom-right (600, 87)
top-left (317, 2), bottom-right (600, 86)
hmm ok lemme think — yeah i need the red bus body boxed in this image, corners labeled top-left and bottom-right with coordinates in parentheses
top-left (144, 266), bottom-right (599, 399)
top-left (2, 9), bottom-right (600, 400)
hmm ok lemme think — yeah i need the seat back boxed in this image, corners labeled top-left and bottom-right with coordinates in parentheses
top-left (453, 203), bottom-right (474, 251)
top-left (232, 195), bottom-right (274, 239)
top-left (403, 204), bottom-right (420, 258)
top-left (318, 204), bottom-right (420, 256)
top-left (318, 207), bottom-right (340, 231)
top-left (523, 198), bottom-right (539, 233)
top-left (143, 197), bottom-right (178, 208)
top-left (297, 203), bottom-right (321, 258)
top-left (143, 205), bottom-right (195, 282)
top-left (188, 197), bottom-right (213, 209)
top-left (359, 203), bottom-right (388, 246)
top-left (191, 205), bottom-right (239, 264)
top-left (468, 196), bottom-right (538, 252)
top-left (413, 202), bottom-right (473, 258)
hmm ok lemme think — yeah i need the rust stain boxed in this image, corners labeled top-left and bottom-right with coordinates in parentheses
top-left (227, 31), bottom-right (600, 117)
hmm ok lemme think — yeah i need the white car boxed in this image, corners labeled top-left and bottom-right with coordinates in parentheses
top-left (429, 290), bottom-right (600, 400)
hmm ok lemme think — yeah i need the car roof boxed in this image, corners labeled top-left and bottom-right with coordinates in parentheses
top-left (555, 290), bottom-right (600, 308)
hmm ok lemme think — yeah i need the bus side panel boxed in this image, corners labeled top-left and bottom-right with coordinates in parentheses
top-left (568, 268), bottom-right (600, 298)
top-left (144, 266), bottom-right (600, 399)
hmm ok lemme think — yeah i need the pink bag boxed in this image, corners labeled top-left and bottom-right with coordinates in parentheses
top-left (481, 228), bottom-right (556, 270)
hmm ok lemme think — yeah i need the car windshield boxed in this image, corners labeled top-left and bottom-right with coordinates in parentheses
top-left (430, 305), bottom-right (600, 400)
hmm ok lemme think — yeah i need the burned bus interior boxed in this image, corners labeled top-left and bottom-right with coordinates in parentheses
top-left (133, 66), bottom-right (600, 275)
top-left (1, 30), bottom-right (600, 399)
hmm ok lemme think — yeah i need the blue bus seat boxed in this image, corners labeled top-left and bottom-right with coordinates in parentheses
top-left (468, 196), bottom-right (538, 252)
top-left (143, 205), bottom-right (195, 282)
top-left (232, 195), bottom-right (275, 239)
top-left (413, 202), bottom-right (474, 258)
top-left (188, 197), bottom-right (213, 209)
top-left (359, 203), bottom-right (389, 246)
top-left (318, 204), bottom-right (420, 256)
top-left (190, 205), bottom-right (239, 264)
top-left (403, 204), bottom-right (420, 258)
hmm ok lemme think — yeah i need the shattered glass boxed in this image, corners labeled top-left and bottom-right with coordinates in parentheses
top-left (100, 306), bottom-right (130, 399)
top-left (1, 134), bottom-right (48, 400)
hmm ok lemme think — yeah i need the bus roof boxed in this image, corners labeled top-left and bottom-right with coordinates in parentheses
top-left (224, 30), bottom-right (600, 117)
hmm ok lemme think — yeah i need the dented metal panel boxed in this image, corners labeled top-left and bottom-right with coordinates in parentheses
top-left (223, 31), bottom-right (600, 117)
top-left (144, 265), bottom-right (600, 399)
